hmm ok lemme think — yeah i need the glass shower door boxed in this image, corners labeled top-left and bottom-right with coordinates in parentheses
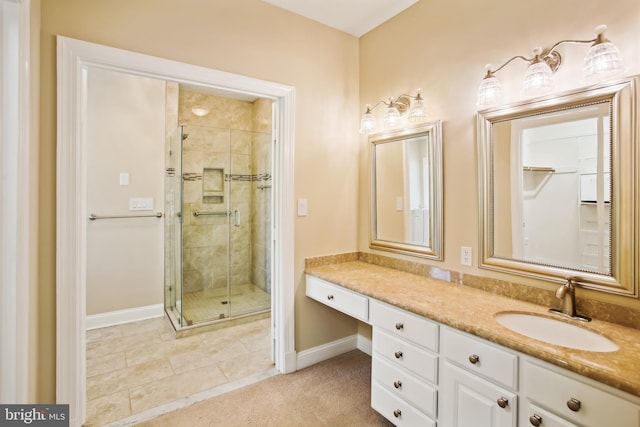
top-left (228, 129), bottom-right (272, 317)
top-left (165, 126), bottom-right (184, 325)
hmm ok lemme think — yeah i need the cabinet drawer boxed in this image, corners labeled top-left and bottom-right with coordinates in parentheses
top-left (370, 299), bottom-right (439, 352)
top-left (373, 328), bottom-right (438, 383)
top-left (441, 326), bottom-right (518, 390)
top-left (523, 401), bottom-right (579, 427)
top-left (372, 355), bottom-right (437, 418)
top-left (523, 361), bottom-right (640, 427)
top-left (305, 275), bottom-right (368, 322)
top-left (371, 381), bottom-right (436, 427)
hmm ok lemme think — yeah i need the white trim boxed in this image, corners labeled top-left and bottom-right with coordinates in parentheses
top-left (296, 335), bottom-right (359, 370)
top-left (85, 304), bottom-right (165, 330)
top-left (357, 331), bottom-right (372, 356)
top-left (0, 0), bottom-right (31, 403)
top-left (56, 36), bottom-right (295, 426)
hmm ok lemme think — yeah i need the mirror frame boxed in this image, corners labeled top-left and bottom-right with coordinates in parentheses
top-left (477, 76), bottom-right (639, 297)
top-left (370, 121), bottom-right (443, 259)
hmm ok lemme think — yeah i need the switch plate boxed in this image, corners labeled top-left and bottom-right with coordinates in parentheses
top-left (297, 198), bottom-right (308, 216)
top-left (461, 246), bottom-right (472, 266)
top-left (130, 197), bottom-right (154, 211)
top-left (119, 172), bottom-right (129, 186)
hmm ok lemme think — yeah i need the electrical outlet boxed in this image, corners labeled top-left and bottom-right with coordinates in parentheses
top-left (461, 246), bottom-right (472, 266)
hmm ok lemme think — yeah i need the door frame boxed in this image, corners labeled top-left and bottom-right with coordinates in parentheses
top-left (56, 36), bottom-right (296, 425)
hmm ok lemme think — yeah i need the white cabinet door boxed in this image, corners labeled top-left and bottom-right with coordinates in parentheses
top-left (440, 360), bottom-right (517, 427)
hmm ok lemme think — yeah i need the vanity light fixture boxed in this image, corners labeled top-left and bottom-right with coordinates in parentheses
top-left (360, 90), bottom-right (426, 134)
top-left (477, 25), bottom-right (624, 108)
top-left (191, 107), bottom-right (210, 117)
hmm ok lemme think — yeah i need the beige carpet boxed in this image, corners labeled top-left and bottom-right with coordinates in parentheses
top-left (137, 350), bottom-right (394, 427)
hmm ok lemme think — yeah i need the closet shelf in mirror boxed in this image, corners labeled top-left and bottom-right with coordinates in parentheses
top-left (522, 166), bottom-right (555, 173)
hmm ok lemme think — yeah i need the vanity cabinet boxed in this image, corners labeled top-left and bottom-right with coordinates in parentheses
top-left (370, 299), bottom-right (439, 426)
top-left (440, 327), bottom-right (518, 427)
top-left (304, 274), bottom-right (640, 427)
top-left (521, 360), bottom-right (640, 427)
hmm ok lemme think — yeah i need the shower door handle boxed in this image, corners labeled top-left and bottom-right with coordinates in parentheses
top-left (233, 209), bottom-right (241, 227)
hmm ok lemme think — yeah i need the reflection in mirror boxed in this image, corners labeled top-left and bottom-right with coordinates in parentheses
top-left (478, 76), bottom-right (639, 296)
top-left (370, 121), bottom-right (443, 259)
top-left (492, 102), bottom-right (611, 274)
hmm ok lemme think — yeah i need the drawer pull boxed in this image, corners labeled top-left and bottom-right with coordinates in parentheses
top-left (394, 351), bottom-right (403, 359)
top-left (395, 322), bottom-right (404, 330)
top-left (468, 354), bottom-right (480, 364)
top-left (567, 398), bottom-right (581, 412)
top-left (393, 409), bottom-right (402, 418)
top-left (529, 414), bottom-right (542, 426)
top-left (393, 380), bottom-right (402, 389)
top-left (497, 397), bottom-right (509, 408)
top-left (327, 295), bottom-right (334, 301)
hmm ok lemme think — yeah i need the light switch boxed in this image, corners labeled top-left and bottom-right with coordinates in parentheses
top-left (297, 198), bottom-right (308, 217)
top-left (119, 172), bottom-right (129, 186)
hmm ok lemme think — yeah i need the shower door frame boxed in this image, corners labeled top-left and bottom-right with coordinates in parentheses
top-left (56, 36), bottom-right (295, 426)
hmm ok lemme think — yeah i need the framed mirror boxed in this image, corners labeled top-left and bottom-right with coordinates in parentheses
top-left (370, 121), bottom-right (443, 259)
top-left (478, 76), bottom-right (639, 296)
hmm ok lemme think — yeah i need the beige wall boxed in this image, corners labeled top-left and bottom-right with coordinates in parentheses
top-left (359, 0), bottom-right (640, 302)
top-left (86, 67), bottom-right (165, 315)
top-left (39, 0), bottom-right (359, 401)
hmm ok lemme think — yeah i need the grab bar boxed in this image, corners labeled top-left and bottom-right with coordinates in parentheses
top-left (88, 212), bottom-right (163, 221)
top-left (193, 210), bottom-right (231, 217)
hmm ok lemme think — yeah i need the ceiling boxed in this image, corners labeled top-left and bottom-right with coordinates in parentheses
top-left (261, 0), bottom-right (419, 37)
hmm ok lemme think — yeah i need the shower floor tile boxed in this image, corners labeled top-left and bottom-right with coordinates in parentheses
top-left (180, 283), bottom-right (270, 325)
top-left (84, 315), bottom-right (272, 426)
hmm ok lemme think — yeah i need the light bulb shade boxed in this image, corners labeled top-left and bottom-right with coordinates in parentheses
top-left (407, 98), bottom-right (426, 123)
top-left (523, 61), bottom-right (554, 95)
top-left (359, 111), bottom-right (377, 134)
top-left (476, 75), bottom-right (503, 108)
top-left (584, 41), bottom-right (624, 81)
top-left (383, 105), bottom-right (401, 128)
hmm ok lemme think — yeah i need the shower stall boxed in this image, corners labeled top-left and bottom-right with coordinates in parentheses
top-left (165, 119), bottom-right (272, 328)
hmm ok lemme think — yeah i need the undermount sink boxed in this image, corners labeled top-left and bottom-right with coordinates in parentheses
top-left (494, 312), bottom-right (619, 352)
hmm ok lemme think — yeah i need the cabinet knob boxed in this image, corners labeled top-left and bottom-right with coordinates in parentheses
top-left (327, 295), bottom-right (334, 301)
top-left (395, 322), bottom-right (404, 330)
top-left (468, 354), bottom-right (480, 364)
top-left (393, 380), bottom-right (402, 389)
top-left (496, 397), bottom-right (509, 408)
top-left (529, 414), bottom-right (542, 426)
top-left (393, 409), bottom-right (402, 418)
top-left (567, 398), bottom-right (581, 412)
top-left (394, 351), bottom-right (403, 359)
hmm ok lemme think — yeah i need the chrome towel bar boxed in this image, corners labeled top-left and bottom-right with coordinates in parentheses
top-left (193, 210), bottom-right (230, 217)
top-left (88, 212), bottom-right (163, 221)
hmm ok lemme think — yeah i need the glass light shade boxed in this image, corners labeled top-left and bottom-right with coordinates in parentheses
top-left (407, 98), bottom-right (426, 123)
top-left (476, 75), bottom-right (503, 108)
top-left (383, 105), bottom-right (401, 128)
top-left (359, 111), bottom-right (377, 134)
top-left (523, 61), bottom-right (554, 95)
top-left (584, 41), bottom-right (624, 81)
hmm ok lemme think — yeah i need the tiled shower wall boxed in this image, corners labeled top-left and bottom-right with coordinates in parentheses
top-left (167, 89), bottom-right (272, 295)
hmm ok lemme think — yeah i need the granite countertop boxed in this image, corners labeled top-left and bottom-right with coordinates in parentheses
top-left (305, 260), bottom-right (640, 398)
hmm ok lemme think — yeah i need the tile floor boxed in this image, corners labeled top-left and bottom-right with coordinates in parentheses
top-left (85, 315), bottom-right (274, 426)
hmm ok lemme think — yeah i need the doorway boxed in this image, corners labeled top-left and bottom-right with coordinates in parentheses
top-left (57, 36), bottom-right (295, 426)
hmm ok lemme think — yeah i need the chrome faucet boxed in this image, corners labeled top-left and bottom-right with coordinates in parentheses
top-left (549, 277), bottom-right (591, 322)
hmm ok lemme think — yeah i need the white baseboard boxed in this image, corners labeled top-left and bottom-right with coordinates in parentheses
top-left (86, 304), bottom-right (165, 330)
top-left (296, 334), bottom-right (358, 370)
top-left (357, 332), bottom-right (372, 356)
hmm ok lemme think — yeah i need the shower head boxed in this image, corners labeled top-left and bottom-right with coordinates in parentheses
top-left (182, 133), bottom-right (189, 141)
